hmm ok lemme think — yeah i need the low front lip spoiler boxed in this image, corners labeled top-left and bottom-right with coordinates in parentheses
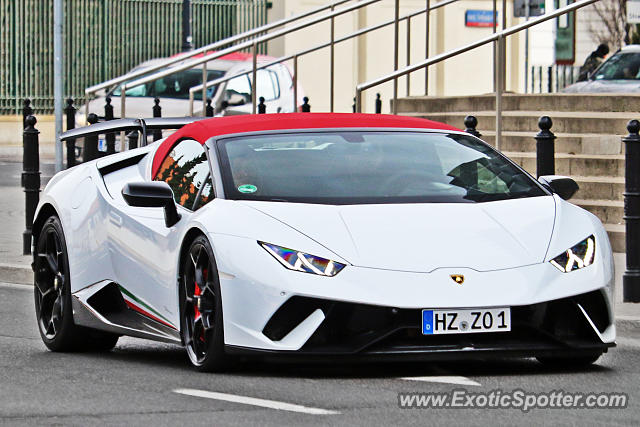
top-left (224, 342), bottom-right (614, 363)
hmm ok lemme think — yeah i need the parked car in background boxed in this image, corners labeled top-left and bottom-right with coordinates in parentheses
top-left (81, 52), bottom-right (302, 121)
top-left (563, 45), bottom-right (640, 93)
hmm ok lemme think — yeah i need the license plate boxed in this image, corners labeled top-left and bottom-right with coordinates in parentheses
top-left (422, 308), bottom-right (511, 335)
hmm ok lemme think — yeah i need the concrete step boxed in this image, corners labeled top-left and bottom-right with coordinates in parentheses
top-left (605, 223), bottom-right (625, 253)
top-left (573, 199), bottom-right (624, 225)
top-left (504, 151), bottom-right (624, 178)
top-left (573, 176), bottom-right (624, 201)
top-left (409, 111), bottom-right (633, 135)
top-left (481, 131), bottom-right (623, 155)
top-left (395, 93), bottom-right (640, 114)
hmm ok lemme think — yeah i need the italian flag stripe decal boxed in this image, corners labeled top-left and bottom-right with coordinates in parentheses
top-left (118, 285), bottom-right (176, 330)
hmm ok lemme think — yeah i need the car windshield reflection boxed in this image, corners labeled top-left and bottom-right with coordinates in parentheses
top-left (594, 52), bottom-right (640, 81)
top-left (111, 69), bottom-right (225, 100)
top-left (217, 131), bottom-right (547, 205)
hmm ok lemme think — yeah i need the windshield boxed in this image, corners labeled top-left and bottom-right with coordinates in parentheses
top-left (112, 69), bottom-right (225, 100)
top-left (593, 52), bottom-right (640, 80)
top-left (217, 131), bottom-right (547, 204)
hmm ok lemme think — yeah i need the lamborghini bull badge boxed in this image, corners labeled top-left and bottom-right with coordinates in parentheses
top-left (450, 274), bottom-right (465, 285)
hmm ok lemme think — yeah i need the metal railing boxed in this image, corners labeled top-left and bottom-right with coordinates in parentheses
top-left (185, 0), bottom-right (459, 116)
top-left (86, 0), bottom-right (470, 119)
top-left (529, 65), bottom-right (580, 93)
top-left (119, 0), bottom-right (384, 116)
top-left (0, 0), bottom-right (268, 114)
top-left (355, 0), bottom-right (599, 150)
top-left (83, 0), bottom-right (360, 117)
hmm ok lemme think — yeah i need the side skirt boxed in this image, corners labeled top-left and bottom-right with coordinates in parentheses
top-left (72, 280), bottom-right (181, 344)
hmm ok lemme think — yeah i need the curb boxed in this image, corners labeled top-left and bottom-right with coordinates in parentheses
top-left (616, 317), bottom-right (640, 332)
top-left (0, 264), bottom-right (33, 285)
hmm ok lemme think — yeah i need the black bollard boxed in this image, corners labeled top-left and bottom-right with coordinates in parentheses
top-left (301, 97), bottom-right (311, 112)
top-left (64, 98), bottom-right (76, 168)
top-left (84, 113), bottom-right (100, 162)
top-left (104, 97), bottom-right (116, 154)
top-left (205, 99), bottom-right (214, 117)
top-left (127, 131), bottom-right (139, 150)
top-left (258, 96), bottom-right (266, 114)
top-left (22, 116), bottom-right (40, 255)
top-left (375, 93), bottom-right (382, 114)
top-left (152, 98), bottom-right (162, 141)
top-left (22, 99), bottom-right (34, 128)
top-left (352, 97), bottom-right (356, 113)
top-left (535, 116), bottom-right (555, 177)
top-left (464, 115), bottom-right (482, 138)
top-left (623, 119), bottom-right (640, 302)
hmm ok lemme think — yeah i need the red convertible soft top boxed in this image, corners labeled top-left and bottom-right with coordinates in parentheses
top-left (151, 113), bottom-right (461, 177)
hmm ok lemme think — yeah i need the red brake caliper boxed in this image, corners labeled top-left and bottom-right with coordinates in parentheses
top-left (193, 282), bottom-right (205, 342)
top-left (193, 283), bottom-right (202, 319)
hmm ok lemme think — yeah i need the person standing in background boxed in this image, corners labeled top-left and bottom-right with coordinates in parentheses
top-left (577, 43), bottom-right (610, 81)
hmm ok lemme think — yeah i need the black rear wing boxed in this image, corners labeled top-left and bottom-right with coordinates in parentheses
top-left (60, 117), bottom-right (209, 144)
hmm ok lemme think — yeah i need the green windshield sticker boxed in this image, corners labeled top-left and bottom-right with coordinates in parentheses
top-left (237, 184), bottom-right (257, 194)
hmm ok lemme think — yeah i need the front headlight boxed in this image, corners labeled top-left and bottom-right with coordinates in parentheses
top-left (550, 235), bottom-right (595, 273)
top-left (260, 242), bottom-right (346, 276)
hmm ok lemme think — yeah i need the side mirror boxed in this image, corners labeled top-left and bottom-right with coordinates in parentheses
top-left (122, 182), bottom-right (181, 227)
top-left (227, 93), bottom-right (247, 106)
top-left (538, 175), bottom-right (579, 201)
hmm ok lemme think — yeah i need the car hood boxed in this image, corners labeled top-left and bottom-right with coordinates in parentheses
top-left (563, 79), bottom-right (640, 93)
top-left (241, 196), bottom-right (556, 272)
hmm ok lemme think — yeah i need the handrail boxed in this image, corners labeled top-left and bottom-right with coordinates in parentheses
top-left (355, 0), bottom-right (599, 148)
top-left (185, 0), bottom-right (459, 115)
top-left (124, 0), bottom-right (380, 92)
top-left (357, 0), bottom-right (597, 94)
top-left (121, 0), bottom-right (383, 116)
top-left (84, 0), bottom-right (355, 96)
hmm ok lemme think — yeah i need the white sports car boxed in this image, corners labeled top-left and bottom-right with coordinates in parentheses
top-left (32, 113), bottom-right (615, 371)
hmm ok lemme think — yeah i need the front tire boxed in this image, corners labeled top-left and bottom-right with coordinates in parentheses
top-left (180, 235), bottom-right (227, 372)
top-left (34, 216), bottom-right (118, 352)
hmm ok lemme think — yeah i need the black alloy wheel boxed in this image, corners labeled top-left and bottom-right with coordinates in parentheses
top-left (181, 235), bottom-right (227, 371)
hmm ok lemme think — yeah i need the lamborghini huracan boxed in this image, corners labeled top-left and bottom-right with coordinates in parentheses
top-left (31, 113), bottom-right (615, 371)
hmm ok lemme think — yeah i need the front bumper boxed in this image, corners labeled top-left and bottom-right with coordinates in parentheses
top-left (211, 227), bottom-right (615, 354)
top-left (226, 289), bottom-right (614, 360)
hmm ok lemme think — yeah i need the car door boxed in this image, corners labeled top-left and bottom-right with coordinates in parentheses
top-left (221, 74), bottom-right (253, 115)
top-left (256, 68), bottom-right (283, 113)
top-left (108, 139), bottom-right (212, 329)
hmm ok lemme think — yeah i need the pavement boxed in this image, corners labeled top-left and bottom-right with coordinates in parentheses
top-left (0, 160), bottom-right (56, 284)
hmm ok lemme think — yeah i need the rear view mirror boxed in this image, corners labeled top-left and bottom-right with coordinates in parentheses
top-left (122, 181), bottom-right (181, 227)
top-left (538, 175), bottom-right (579, 200)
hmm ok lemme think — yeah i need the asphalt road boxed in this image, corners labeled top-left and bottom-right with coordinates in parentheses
top-left (1, 282), bottom-right (639, 426)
